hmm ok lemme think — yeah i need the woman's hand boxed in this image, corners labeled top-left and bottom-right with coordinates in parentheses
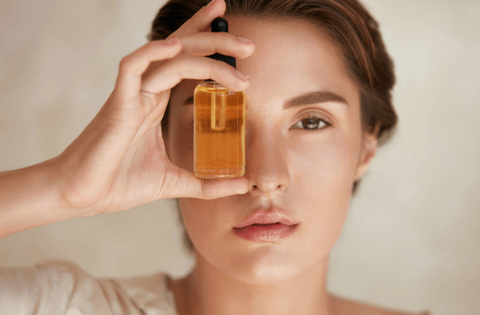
top-left (0, 0), bottom-right (255, 238)
top-left (53, 0), bottom-right (255, 215)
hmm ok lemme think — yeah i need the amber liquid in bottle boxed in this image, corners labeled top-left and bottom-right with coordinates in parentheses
top-left (194, 80), bottom-right (245, 179)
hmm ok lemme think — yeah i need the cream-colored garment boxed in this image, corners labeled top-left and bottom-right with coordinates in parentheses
top-left (0, 260), bottom-right (432, 315)
top-left (0, 260), bottom-right (178, 315)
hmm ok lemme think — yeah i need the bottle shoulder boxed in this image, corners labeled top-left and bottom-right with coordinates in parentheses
top-left (195, 80), bottom-right (244, 94)
top-left (196, 80), bottom-right (224, 88)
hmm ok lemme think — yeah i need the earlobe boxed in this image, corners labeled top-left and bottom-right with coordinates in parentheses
top-left (354, 124), bottom-right (380, 181)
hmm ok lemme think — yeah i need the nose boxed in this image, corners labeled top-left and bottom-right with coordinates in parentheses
top-left (244, 127), bottom-right (290, 197)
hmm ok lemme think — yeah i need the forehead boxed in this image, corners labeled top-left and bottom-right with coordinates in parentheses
top-left (228, 15), bottom-right (347, 75)
top-left (173, 16), bottom-right (358, 110)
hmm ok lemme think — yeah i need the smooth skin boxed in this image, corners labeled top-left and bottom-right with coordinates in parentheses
top-left (163, 1), bottom-right (424, 315)
top-left (0, 0), bottom-right (427, 314)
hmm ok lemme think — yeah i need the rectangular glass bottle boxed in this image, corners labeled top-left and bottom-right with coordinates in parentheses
top-left (193, 80), bottom-right (245, 179)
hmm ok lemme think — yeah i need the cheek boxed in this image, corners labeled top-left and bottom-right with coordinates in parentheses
top-left (179, 197), bottom-right (237, 246)
top-left (286, 132), bottom-right (357, 250)
top-left (179, 197), bottom-right (251, 275)
top-left (288, 129), bottom-right (358, 195)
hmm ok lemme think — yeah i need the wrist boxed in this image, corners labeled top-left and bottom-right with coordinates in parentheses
top-left (43, 155), bottom-right (98, 218)
top-left (0, 157), bottom-right (94, 238)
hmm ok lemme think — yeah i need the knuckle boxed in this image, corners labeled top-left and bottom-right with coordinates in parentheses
top-left (190, 43), bottom-right (204, 56)
top-left (119, 55), bottom-right (133, 72)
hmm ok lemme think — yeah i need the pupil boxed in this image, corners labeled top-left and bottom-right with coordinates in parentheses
top-left (304, 119), bottom-right (319, 129)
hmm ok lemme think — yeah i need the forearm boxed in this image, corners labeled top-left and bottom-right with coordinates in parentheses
top-left (0, 158), bottom-right (87, 238)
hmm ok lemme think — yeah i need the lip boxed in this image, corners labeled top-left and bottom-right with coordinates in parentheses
top-left (232, 207), bottom-right (299, 242)
top-left (233, 223), bottom-right (299, 242)
top-left (233, 208), bottom-right (298, 228)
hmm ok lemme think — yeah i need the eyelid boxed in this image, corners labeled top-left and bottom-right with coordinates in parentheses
top-left (302, 112), bottom-right (331, 125)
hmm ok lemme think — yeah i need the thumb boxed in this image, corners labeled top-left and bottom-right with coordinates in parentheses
top-left (199, 176), bottom-right (249, 199)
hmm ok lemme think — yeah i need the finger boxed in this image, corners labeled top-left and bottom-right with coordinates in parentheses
top-left (178, 32), bottom-right (255, 59)
top-left (141, 54), bottom-right (250, 94)
top-left (195, 176), bottom-right (250, 200)
top-left (115, 38), bottom-right (183, 99)
top-left (169, 0), bottom-right (226, 37)
top-left (162, 165), bottom-right (249, 200)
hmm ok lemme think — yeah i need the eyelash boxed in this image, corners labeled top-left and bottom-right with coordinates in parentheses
top-left (291, 113), bottom-right (331, 133)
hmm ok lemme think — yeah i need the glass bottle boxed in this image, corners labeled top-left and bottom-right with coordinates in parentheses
top-left (193, 17), bottom-right (246, 179)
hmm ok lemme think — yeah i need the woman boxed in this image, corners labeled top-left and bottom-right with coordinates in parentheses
top-left (0, 0), bottom-right (430, 314)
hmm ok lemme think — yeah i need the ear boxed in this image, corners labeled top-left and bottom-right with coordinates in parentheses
top-left (354, 123), bottom-right (380, 181)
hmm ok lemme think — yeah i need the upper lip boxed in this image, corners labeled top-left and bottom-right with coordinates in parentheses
top-left (233, 207), bottom-right (298, 228)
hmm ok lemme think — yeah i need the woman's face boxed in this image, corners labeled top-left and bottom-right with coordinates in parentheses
top-left (164, 17), bottom-right (377, 284)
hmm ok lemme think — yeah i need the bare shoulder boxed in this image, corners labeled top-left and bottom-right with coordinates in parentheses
top-left (329, 294), bottom-right (431, 315)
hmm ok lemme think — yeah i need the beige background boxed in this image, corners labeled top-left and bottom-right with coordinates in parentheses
top-left (1, 0), bottom-right (479, 314)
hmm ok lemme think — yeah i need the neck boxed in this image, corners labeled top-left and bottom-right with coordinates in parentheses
top-left (178, 251), bottom-right (332, 315)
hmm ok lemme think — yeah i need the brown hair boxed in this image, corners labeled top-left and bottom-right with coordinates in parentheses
top-left (148, 0), bottom-right (397, 254)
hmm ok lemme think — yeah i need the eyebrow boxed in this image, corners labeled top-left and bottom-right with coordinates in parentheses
top-left (283, 91), bottom-right (348, 109)
top-left (182, 91), bottom-right (348, 108)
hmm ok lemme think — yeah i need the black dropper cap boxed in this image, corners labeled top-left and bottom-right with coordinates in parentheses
top-left (207, 17), bottom-right (236, 69)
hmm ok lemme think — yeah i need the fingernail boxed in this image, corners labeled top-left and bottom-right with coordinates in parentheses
top-left (238, 37), bottom-right (253, 44)
top-left (236, 70), bottom-right (249, 80)
top-left (164, 37), bottom-right (179, 45)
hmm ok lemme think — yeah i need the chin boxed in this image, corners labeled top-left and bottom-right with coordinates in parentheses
top-left (223, 245), bottom-right (302, 285)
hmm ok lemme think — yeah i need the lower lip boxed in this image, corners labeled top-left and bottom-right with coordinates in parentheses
top-left (233, 223), bottom-right (299, 242)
